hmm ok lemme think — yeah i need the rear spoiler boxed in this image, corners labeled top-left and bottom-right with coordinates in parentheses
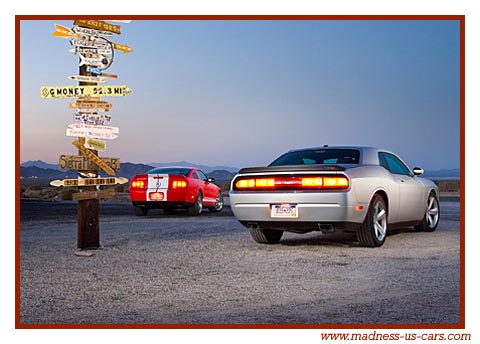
top-left (238, 165), bottom-right (347, 174)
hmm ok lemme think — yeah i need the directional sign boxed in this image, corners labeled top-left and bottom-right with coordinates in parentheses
top-left (72, 26), bottom-right (113, 39)
top-left (72, 188), bottom-right (116, 201)
top-left (112, 42), bottom-right (133, 54)
top-left (86, 66), bottom-right (118, 78)
top-left (85, 138), bottom-right (107, 151)
top-left (69, 75), bottom-right (107, 84)
top-left (72, 140), bottom-right (116, 175)
top-left (74, 20), bottom-right (121, 34)
top-left (52, 24), bottom-right (82, 39)
top-left (50, 176), bottom-right (128, 187)
top-left (59, 154), bottom-right (120, 171)
top-left (69, 99), bottom-right (112, 111)
top-left (66, 123), bottom-right (119, 140)
top-left (70, 38), bottom-right (111, 49)
top-left (79, 54), bottom-right (112, 68)
top-left (41, 85), bottom-right (132, 98)
top-left (74, 113), bottom-right (112, 126)
top-left (69, 47), bottom-right (113, 55)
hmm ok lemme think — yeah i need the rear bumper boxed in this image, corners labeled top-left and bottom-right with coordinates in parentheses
top-left (229, 190), bottom-right (367, 230)
top-left (132, 201), bottom-right (194, 209)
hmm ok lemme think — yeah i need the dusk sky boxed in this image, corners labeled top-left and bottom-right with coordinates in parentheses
top-left (20, 19), bottom-right (460, 170)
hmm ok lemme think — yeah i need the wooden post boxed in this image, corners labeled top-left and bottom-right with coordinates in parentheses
top-left (77, 64), bottom-right (100, 249)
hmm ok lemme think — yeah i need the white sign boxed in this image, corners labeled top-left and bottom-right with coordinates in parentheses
top-left (74, 113), bottom-right (112, 126)
top-left (69, 47), bottom-right (113, 55)
top-left (66, 123), bottom-right (119, 140)
top-left (72, 26), bottom-right (113, 39)
top-left (69, 75), bottom-right (107, 84)
top-left (70, 38), bottom-right (111, 49)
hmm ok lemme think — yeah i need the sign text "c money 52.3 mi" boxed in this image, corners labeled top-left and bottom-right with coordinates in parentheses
top-left (41, 85), bottom-right (132, 98)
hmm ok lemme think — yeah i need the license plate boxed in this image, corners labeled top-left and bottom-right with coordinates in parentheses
top-left (271, 204), bottom-right (298, 218)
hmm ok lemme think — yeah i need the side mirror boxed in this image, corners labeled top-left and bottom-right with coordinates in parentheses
top-left (207, 177), bottom-right (216, 183)
top-left (413, 167), bottom-right (424, 176)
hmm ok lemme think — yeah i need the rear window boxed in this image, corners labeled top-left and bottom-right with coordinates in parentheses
top-left (269, 149), bottom-right (360, 166)
top-left (147, 168), bottom-right (192, 176)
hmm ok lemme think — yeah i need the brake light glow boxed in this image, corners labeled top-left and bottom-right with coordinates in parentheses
top-left (172, 180), bottom-right (187, 188)
top-left (131, 175), bottom-right (147, 188)
top-left (255, 178), bottom-right (275, 187)
top-left (234, 175), bottom-right (349, 191)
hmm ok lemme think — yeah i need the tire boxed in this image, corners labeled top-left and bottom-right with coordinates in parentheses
top-left (415, 192), bottom-right (440, 232)
top-left (208, 192), bottom-right (224, 212)
top-left (188, 192), bottom-right (203, 216)
top-left (357, 194), bottom-right (387, 247)
top-left (249, 227), bottom-right (283, 244)
top-left (134, 206), bottom-right (149, 216)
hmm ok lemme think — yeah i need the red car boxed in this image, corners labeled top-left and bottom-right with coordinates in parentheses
top-left (129, 167), bottom-right (224, 216)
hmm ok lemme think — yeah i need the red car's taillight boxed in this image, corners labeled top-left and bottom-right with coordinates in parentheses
top-left (169, 175), bottom-right (188, 189)
top-left (131, 174), bottom-right (148, 189)
top-left (233, 175), bottom-right (349, 191)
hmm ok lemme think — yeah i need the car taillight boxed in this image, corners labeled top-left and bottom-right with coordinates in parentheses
top-left (131, 174), bottom-right (147, 188)
top-left (169, 175), bottom-right (188, 189)
top-left (233, 175), bottom-right (349, 191)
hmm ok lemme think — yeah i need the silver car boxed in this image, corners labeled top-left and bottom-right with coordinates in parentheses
top-left (229, 146), bottom-right (440, 247)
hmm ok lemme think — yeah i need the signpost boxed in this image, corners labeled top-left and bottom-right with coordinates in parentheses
top-left (44, 20), bottom-right (132, 251)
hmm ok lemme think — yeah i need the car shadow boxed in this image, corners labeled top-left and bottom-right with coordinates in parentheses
top-left (279, 227), bottom-right (418, 247)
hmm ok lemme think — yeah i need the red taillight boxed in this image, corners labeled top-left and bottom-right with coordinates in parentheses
top-left (131, 174), bottom-right (147, 188)
top-left (233, 175), bottom-right (349, 191)
top-left (169, 175), bottom-right (188, 189)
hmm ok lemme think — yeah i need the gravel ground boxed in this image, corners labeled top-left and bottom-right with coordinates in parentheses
top-left (19, 198), bottom-right (461, 325)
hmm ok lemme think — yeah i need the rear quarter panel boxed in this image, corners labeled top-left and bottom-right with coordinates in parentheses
top-left (346, 165), bottom-right (402, 223)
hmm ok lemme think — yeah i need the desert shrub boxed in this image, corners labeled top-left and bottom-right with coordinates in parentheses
top-left (59, 187), bottom-right (76, 200)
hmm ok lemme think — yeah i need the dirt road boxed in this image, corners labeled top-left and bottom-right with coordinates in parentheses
top-left (19, 198), bottom-right (461, 325)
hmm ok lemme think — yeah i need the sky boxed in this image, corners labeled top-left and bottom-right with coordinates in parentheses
top-left (19, 18), bottom-right (461, 171)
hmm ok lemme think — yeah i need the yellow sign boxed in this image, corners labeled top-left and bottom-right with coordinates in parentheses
top-left (86, 138), bottom-right (107, 151)
top-left (112, 42), bottom-right (133, 54)
top-left (74, 20), bottom-right (121, 34)
top-left (72, 140), bottom-right (115, 176)
top-left (41, 85), bottom-right (132, 98)
top-left (69, 99), bottom-right (112, 110)
top-left (52, 24), bottom-right (82, 39)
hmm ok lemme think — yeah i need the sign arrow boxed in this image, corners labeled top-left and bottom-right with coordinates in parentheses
top-left (112, 42), bottom-right (133, 54)
top-left (52, 24), bottom-right (82, 39)
top-left (50, 177), bottom-right (128, 187)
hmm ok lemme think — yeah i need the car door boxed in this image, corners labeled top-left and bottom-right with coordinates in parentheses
top-left (379, 152), bottom-right (425, 223)
top-left (198, 170), bottom-right (217, 205)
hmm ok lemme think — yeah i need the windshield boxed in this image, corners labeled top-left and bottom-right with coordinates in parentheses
top-left (269, 149), bottom-right (360, 166)
top-left (147, 168), bottom-right (192, 176)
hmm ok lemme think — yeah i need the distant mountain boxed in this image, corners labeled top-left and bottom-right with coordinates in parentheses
top-left (148, 161), bottom-right (239, 173)
top-left (20, 166), bottom-right (77, 184)
top-left (19, 160), bottom-right (460, 185)
top-left (118, 162), bottom-right (154, 180)
top-left (424, 168), bottom-right (460, 179)
top-left (21, 160), bottom-right (239, 174)
top-left (21, 160), bottom-right (60, 170)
